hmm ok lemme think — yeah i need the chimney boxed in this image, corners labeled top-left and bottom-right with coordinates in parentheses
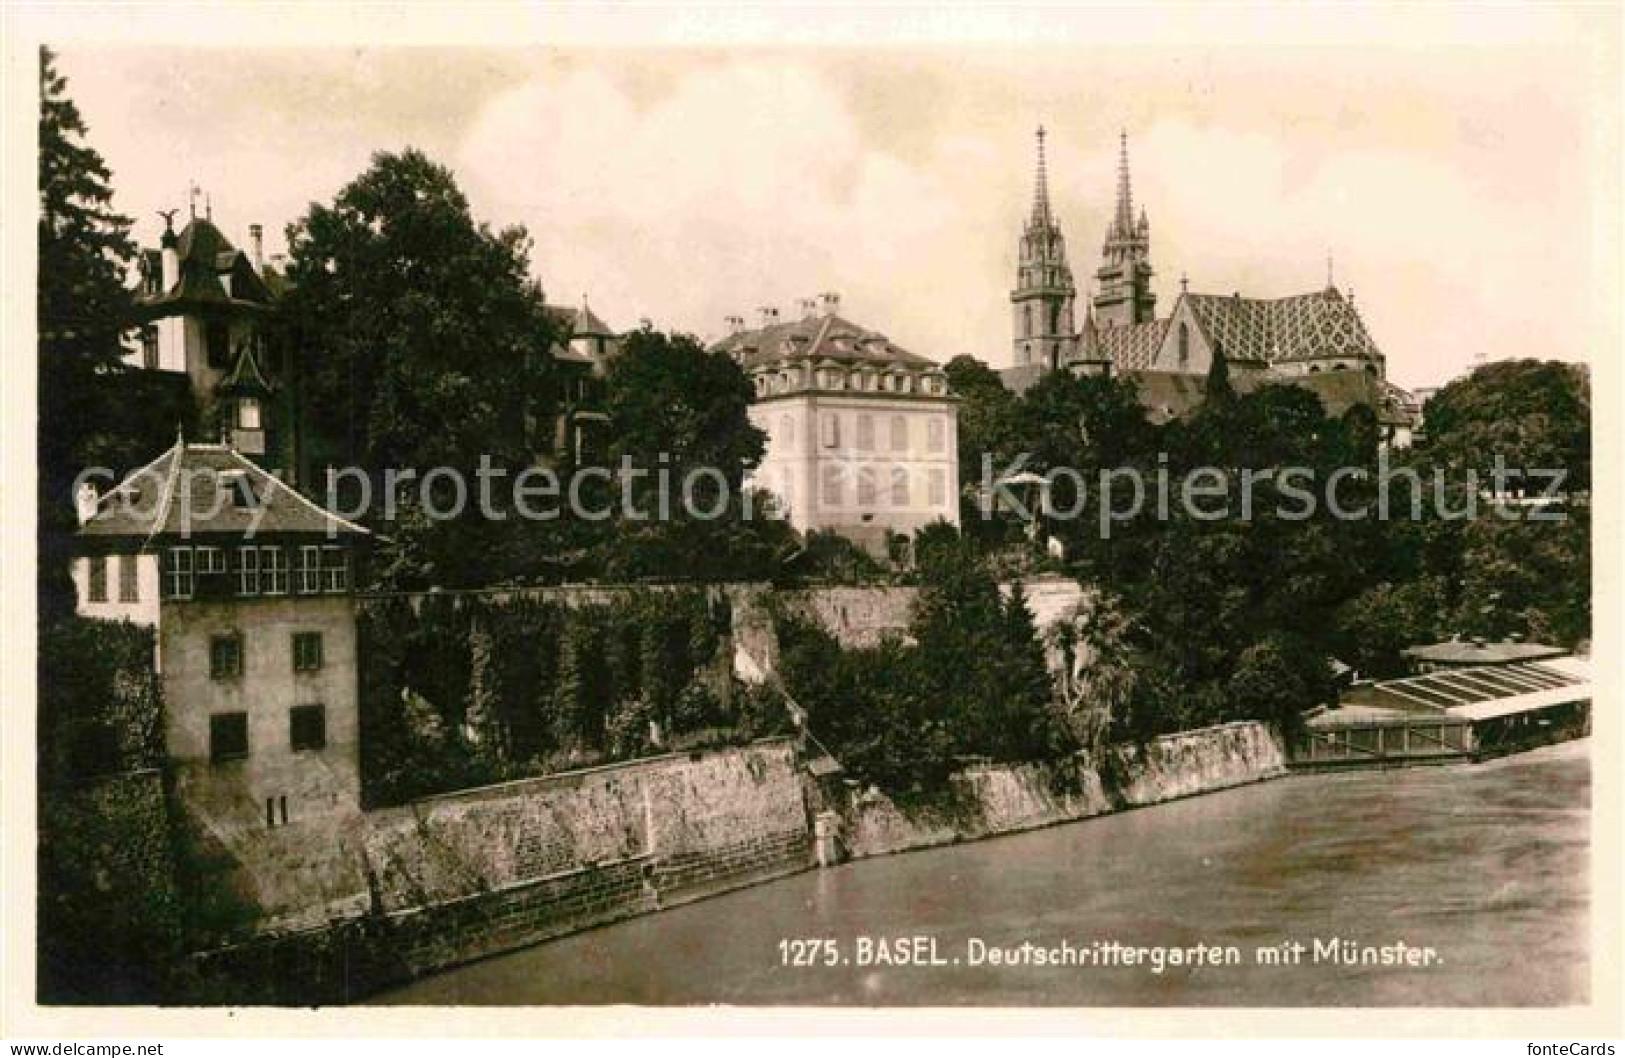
top-left (819, 292), bottom-right (841, 317)
top-left (799, 297), bottom-right (818, 321)
top-left (248, 223), bottom-right (264, 270)
top-left (725, 315), bottom-right (745, 335)
top-left (757, 305), bottom-right (779, 328)
top-left (75, 482), bottom-right (99, 526)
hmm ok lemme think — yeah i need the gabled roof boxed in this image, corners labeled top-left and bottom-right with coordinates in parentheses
top-left (1182, 287), bottom-right (1382, 366)
top-left (711, 312), bottom-right (938, 372)
top-left (219, 341), bottom-right (273, 394)
top-left (78, 442), bottom-right (369, 543)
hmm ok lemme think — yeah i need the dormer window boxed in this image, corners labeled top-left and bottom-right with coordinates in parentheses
top-left (223, 471), bottom-right (261, 510)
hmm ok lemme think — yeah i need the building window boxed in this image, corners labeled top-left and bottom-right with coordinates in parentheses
top-left (856, 414), bottom-right (874, 451)
top-left (118, 554), bottom-right (138, 602)
top-left (238, 397), bottom-right (261, 431)
top-left (163, 547), bottom-right (194, 600)
top-left (206, 320), bottom-right (230, 369)
top-left (891, 467), bottom-right (910, 507)
top-left (209, 712), bottom-right (248, 762)
top-left (821, 413), bottom-right (840, 449)
top-left (259, 546), bottom-right (288, 595)
top-left (322, 547), bottom-right (349, 593)
top-left (856, 468), bottom-right (877, 508)
top-left (195, 545), bottom-right (226, 575)
top-left (821, 465), bottom-right (844, 507)
top-left (87, 556), bottom-right (108, 603)
top-left (928, 468), bottom-right (947, 506)
top-left (292, 632), bottom-right (324, 672)
top-left (298, 546), bottom-right (322, 594)
top-left (779, 414), bottom-right (794, 451)
top-left (237, 546), bottom-right (260, 596)
top-left (1178, 322), bottom-right (1190, 366)
top-left (890, 415), bottom-right (907, 451)
top-left (210, 633), bottom-right (243, 680)
top-left (290, 704), bottom-right (327, 752)
top-left (266, 795), bottom-right (288, 827)
top-left (140, 328), bottom-right (159, 369)
top-left (927, 419), bottom-right (945, 453)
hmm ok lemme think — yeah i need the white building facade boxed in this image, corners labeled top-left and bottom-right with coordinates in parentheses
top-left (713, 296), bottom-right (960, 552)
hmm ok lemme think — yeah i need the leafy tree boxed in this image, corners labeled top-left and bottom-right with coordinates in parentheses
top-left (277, 149), bottom-right (560, 587)
top-left (943, 355), bottom-right (1023, 537)
top-left (282, 148), bottom-right (557, 473)
top-left (910, 537), bottom-right (1062, 763)
top-left (605, 328), bottom-right (765, 486)
top-left (1334, 579), bottom-right (1447, 678)
top-left (1227, 634), bottom-right (1333, 739)
top-left (1417, 359), bottom-right (1590, 489)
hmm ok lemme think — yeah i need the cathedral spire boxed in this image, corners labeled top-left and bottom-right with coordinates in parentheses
top-left (1030, 125), bottom-right (1053, 228)
top-left (1095, 128), bottom-right (1156, 327)
top-left (1011, 123), bottom-right (1075, 370)
top-left (1113, 129), bottom-right (1134, 236)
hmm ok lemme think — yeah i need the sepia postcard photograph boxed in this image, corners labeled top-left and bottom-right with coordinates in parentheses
top-left (1, 1), bottom-right (1620, 1044)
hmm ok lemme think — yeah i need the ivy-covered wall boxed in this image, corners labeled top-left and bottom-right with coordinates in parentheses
top-left (357, 588), bottom-right (789, 806)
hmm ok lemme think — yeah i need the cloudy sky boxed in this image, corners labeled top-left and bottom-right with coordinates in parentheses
top-left (54, 9), bottom-right (1617, 390)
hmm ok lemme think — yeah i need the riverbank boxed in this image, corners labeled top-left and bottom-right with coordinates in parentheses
top-left (182, 721), bottom-right (1286, 1004)
top-left (378, 739), bottom-right (1591, 1007)
top-left (821, 721), bottom-right (1287, 862)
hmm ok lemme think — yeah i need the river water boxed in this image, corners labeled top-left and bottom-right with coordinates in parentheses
top-left (377, 739), bottom-right (1589, 1006)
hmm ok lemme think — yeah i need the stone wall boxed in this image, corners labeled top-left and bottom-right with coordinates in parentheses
top-left (190, 738), bottom-right (812, 1002)
top-left (831, 721), bottom-right (1287, 861)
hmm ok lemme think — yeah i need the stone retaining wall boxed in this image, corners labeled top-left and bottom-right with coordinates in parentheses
top-left (833, 721), bottom-right (1287, 861)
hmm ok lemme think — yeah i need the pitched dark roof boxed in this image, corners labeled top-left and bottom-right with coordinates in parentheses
top-left (712, 313), bottom-right (938, 372)
top-left (1183, 288), bottom-right (1382, 366)
top-left (134, 217), bottom-right (276, 316)
top-left (78, 442), bottom-right (369, 542)
top-left (543, 302), bottom-right (618, 364)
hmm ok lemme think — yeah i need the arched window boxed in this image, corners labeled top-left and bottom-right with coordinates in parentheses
top-left (1178, 322), bottom-right (1190, 366)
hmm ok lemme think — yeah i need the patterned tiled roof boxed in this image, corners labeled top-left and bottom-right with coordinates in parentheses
top-left (78, 442), bottom-right (369, 542)
top-left (1089, 319), bottom-right (1169, 371)
top-left (1184, 288), bottom-right (1381, 366)
top-left (711, 313), bottom-right (938, 372)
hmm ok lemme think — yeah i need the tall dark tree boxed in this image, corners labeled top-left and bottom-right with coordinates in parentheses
top-left (279, 148), bottom-right (558, 477)
top-left (595, 328), bottom-right (790, 581)
top-left (37, 47), bottom-right (143, 620)
top-left (603, 328), bottom-right (765, 487)
top-left (276, 149), bottom-right (562, 586)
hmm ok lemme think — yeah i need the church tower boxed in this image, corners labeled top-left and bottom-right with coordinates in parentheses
top-left (1093, 131), bottom-right (1156, 328)
top-left (1010, 126), bottom-right (1076, 370)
